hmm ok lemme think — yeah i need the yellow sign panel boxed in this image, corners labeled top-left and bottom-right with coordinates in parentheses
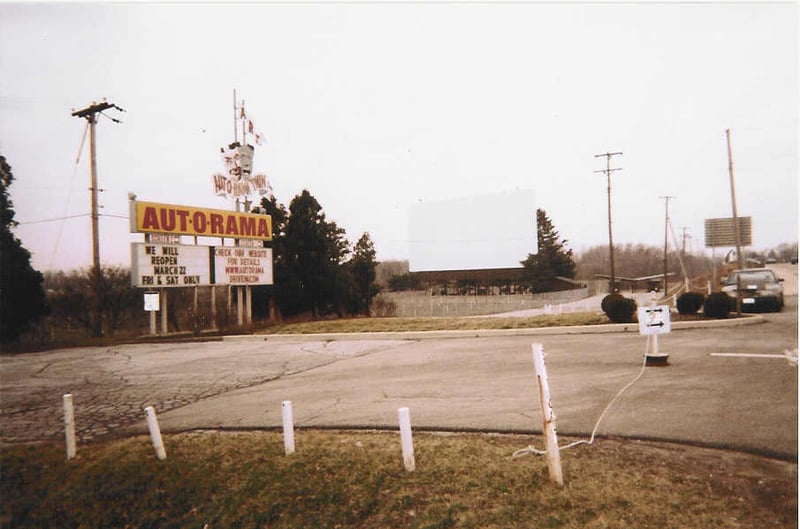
top-left (131, 201), bottom-right (272, 241)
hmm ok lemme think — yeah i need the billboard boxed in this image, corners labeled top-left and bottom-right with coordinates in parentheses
top-left (408, 190), bottom-right (537, 272)
top-left (704, 217), bottom-right (752, 248)
top-left (130, 200), bottom-right (272, 240)
top-left (131, 243), bottom-right (273, 287)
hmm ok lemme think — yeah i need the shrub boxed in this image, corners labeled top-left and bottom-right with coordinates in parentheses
top-left (703, 292), bottom-right (733, 319)
top-left (676, 292), bottom-right (705, 315)
top-left (601, 294), bottom-right (637, 323)
top-left (370, 295), bottom-right (397, 317)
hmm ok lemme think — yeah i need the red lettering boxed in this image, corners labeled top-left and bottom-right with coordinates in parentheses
top-left (141, 207), bottom-right (159, 230)
top-left (160, 208), bottom-right (176, 231)
top-left (193, 212), bottom-right (207, 233)
top-left (258, 218), bottom-right (270, 238)
top-left (239, 216), bottom-right (256, 236)
top-left (210, 214), bottom-right (224, 235)
top-left (176, 209), bottom-right (190, 231)
top-left (226, 215), bottom-right (239, 235)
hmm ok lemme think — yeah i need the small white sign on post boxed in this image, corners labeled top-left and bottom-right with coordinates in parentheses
top-left (144, 292), bottom-right (160, 312)
top-left (637, 305), bottom-right (671, 335)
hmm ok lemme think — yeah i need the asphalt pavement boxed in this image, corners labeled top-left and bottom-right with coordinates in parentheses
top-left (151, 303), bottom-right (797, 459)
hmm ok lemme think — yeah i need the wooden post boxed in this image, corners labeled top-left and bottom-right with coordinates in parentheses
top-left (282, 400), bottom-right (295, 455)
top-left (144, 406), bottom-right (167, 460)
top-left (63, 394), bottom-right (76, 460)
top-left (532, 343), bottom-right (563, 485)
top-left (398, 407), bottom-right (416, 472)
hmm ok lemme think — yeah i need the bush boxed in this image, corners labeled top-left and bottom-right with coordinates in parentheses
top-left (676, 292), bottom-right (705, 315)
top-left (703, 292), bottom-right (734, 319)
top-left (601, 294), bottom-right (637, 323)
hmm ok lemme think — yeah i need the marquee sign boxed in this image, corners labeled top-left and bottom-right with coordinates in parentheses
top-left (131, 243), bottom-right (273, 287)
top-left (130, 200), bottom-right (272, 240)
top-left (213, 246), bottom-right (273, 285)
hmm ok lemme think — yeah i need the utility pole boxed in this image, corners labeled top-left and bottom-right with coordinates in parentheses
top-left (71, 100), bottom-right (124, 336)
top-left (725, 129), bottom-right (745, 270)
top-left (660, 196), bottom-right (676, 296)
top-left (594, 152), bottom-right (623, 293)
top-left (681, 227), bottom-right (689, 258)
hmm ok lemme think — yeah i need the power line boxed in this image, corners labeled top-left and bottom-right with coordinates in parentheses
top-left (18, 213), bottom-right (89, 225)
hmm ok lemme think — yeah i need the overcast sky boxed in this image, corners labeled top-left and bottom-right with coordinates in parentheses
top-left (1, 2), bottom-right (797, 272)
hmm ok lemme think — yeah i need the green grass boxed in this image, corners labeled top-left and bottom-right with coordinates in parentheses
top-left (260, 313), bottom-right (609, 335)
top-left (2, 431), bottom-right (796, 529)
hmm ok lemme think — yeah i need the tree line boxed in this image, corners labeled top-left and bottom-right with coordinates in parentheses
top-left (1, 152), bottom-right (796, 344)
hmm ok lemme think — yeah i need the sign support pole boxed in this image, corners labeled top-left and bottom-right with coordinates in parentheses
top-left (150, 307), bottom-right (157, 335)
top-left (161, 289), bottom-right (168, 334)
top-left (210, 285), bottom-right (217, 329)
top-left (237, 287), bottom-right (244, 326)
top-left (246, 285), bottom-right (252, 325)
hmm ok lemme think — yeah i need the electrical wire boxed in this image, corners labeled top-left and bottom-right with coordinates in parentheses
top-left (512, 339), bottom-right (652, 458)
top-left (47, 120), bottom-right (88, 269)
top-left (19, 213), bottom-right (89, 225)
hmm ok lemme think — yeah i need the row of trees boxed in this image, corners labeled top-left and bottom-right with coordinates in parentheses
top-left (256, 190), bottom-right (378, 319)
top-left (0, 147), bottom-right (794, 343)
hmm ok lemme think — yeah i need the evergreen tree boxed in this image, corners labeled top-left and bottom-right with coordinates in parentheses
top-left (521, 209), bottom-right (576, 293)
top-left (347, 232), bottom-right (378, 315)
top-left (283, 190), bottom-right (349, 317)
top-left (0, 156), bottom-right (47, 343)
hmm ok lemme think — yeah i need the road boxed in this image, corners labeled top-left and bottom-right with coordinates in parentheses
top-left (1, 293), bottom-right (796, 459)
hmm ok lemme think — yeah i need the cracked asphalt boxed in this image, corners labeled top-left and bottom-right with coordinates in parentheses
top-left (1, 267), bottom-right (796, 459)
top-left (0, 340), bottom-right (402, 444)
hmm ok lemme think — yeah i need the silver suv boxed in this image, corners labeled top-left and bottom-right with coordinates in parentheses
top-left (722, 268), bottom-right (784, 312)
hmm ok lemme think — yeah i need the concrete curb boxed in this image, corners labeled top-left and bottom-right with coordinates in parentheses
top-left (223, 314), bottom-right (764, 342)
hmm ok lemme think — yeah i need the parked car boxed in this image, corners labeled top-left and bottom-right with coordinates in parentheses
top-left (721, 268), bottom-right (784, 312)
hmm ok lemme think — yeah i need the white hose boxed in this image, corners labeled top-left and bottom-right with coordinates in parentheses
top-left (513, 339), bottom-right (651, 458)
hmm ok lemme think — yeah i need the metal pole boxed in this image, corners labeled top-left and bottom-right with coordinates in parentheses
top-left (233, 89), bottom-right (238, 143)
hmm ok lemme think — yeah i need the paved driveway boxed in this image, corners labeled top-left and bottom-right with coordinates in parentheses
top-left (3, 297), bottom-right (795, 459)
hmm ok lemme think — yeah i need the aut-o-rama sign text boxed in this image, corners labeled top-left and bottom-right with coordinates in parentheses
top-left (131, 243), bottom-right (273, 287)
top-left (131, 200), bottom-right (272, 240)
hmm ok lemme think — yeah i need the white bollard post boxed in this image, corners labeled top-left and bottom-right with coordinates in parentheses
top-left (63, 394), bottom-right (77, 460)
top-left (532, 344), bottom-right (564, 485)
top-left (144, 406), bottom-right (167, 460)
top-left (282, 400), bottom-right (295, 455)
top-left (398, 407), bottom-right (415, 472)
